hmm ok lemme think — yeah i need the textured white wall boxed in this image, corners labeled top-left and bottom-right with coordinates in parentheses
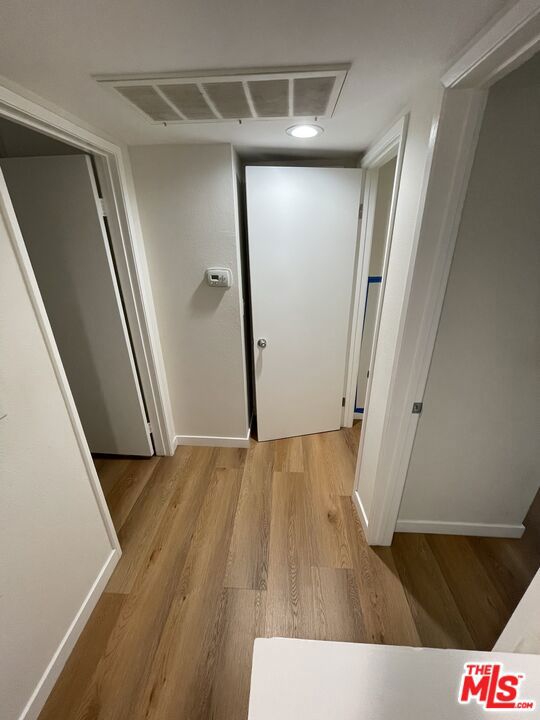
top-left (129, 143), bottom-right (249, 441)
top-left (399, 56), bottom-right (540, 529)
top-left (0, 192), bottom-right (113, 719)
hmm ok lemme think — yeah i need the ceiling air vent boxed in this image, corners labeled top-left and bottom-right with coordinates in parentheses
top-left (95, 66), bottom-right (349, 124)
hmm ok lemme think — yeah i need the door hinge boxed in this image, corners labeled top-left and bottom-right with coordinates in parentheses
top-left (367, 369), bottom-right (370, 378)
top-left (99, 197), bottom-right (108, 217)
top-left (358, 203), bottom-right (364, 219)
top-left (147, 421), bottom-right (153, 435)
top-left (342, 397), bottom-right (346, 407)
top-left (412, 402), bottom-right (423, 414)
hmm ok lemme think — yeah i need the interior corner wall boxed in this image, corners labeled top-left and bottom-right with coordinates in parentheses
top-left (129, 143), bottom-right (249, 442)
top-left (398, 58), bottom-right (540, 531)
top-left (0, 192), bottom-right (114, 719)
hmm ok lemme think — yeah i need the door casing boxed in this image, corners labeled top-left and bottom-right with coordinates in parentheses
top-left (343, 116), bottom-right (408, 428)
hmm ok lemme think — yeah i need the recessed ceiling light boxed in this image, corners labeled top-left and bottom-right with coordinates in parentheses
top-left (286, 124), bottom-right (324, 139)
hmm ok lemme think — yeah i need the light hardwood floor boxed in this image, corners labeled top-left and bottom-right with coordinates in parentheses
top-left (39, 424), bottom-right (540, 720)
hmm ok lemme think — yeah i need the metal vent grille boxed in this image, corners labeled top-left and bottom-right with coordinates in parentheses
top-left (95, 66), bottom-right (349, 124)
top-left (293, 76), bottom-right (336, 116)
top-left (248, 79), bottom-right (289, 117)
top-left (159, 84), bottom-right (215, 120)
top-left (116, 86), bottom-right (178, 122)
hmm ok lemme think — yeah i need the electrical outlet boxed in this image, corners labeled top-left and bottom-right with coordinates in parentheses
top-left (412, 402), bottom-right (423, 414)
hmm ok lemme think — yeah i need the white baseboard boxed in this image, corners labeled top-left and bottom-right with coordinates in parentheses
top-left (352, 489), bottom-right (369, 534)
top-left (353, 411), bottom-right (363, 420)
top-left (166, 432), bottom-right (177, 456)
top-left (174, 433), bottom-right (251, 449)
top-left (395, 519), bottom-right (525, 539)
top-left (20, 548), bottom-right (120, 720)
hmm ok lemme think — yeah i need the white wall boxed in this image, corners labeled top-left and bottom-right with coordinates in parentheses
top-left (129, 143), bottom-right (249, 443)
top-left (398, 56), bottom-right (540, 532)
top-left (368, 157), bottom-right (396, 276)
top-left (356, 79), bottom-right (444, 519)
top-left (0, 186), bottom-right (116, 719)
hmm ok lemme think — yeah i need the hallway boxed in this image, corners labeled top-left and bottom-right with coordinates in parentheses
top-left (39, 425), bottom-right (540, 720)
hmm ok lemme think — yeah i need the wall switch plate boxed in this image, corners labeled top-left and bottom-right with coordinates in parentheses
top-left (205, 267), bottom-right (232, 288)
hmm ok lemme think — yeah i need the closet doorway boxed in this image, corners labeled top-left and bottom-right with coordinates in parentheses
top-left (0, 117), bottom-right (153, 456)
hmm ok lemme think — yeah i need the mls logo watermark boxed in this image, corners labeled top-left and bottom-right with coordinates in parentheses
top-left (459, 663), bottom-right (535, 711)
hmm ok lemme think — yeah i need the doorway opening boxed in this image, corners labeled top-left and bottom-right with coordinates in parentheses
top-left (353, 155), bottom-right (397, 419)
top-left (239, 132), bottom-right (406, 535)
top-left (0, 116), bottom-right (155, 528)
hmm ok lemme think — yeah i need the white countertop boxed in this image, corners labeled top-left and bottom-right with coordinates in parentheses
top-left (248, 638), bottom-right (540, 719)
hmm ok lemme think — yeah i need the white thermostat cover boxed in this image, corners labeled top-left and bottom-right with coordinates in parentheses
top-left (205, 267), bottom-right (232, 288)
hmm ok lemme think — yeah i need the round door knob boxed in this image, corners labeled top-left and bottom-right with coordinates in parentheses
top-left (257, 338), bottom-right (267, 348)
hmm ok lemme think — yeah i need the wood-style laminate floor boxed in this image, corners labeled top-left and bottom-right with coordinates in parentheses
top-left (39, 424), bottom-right (540, 720)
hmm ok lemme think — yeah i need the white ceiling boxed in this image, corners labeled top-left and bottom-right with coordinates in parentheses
top-left (0, 0), bottom-right (509, 156)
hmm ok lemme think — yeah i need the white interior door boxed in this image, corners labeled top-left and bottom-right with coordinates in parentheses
top-left (0, 155), bottom-right (153, 456)
top-left (246, 166), bottom-right (362, 441)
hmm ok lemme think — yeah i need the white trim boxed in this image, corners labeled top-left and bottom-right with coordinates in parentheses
top-left (92, 154), bottom-right (174, 454)
top-left (19, 550), bottom-right (119, 720)
top-left (175, 433), bottom-right (251, 448)
top-left (362, 118), bottom-right (407, 168)
top-left (358, 1), bottom-right (539, 546)
top-left (352, 489), bottom-right (369, 535)
top-left (441, 0), bottom-right (540, 89)
top-left (94, 63), bottom-right (351, 83)
top-left (0, 80), bottom-right (175, 456)
top-left (343, 116), bottom-right (407, 428)
top-left (396, 520), bottom-right (525, 539)
top-left (230, 147), bottom-right (252, 441)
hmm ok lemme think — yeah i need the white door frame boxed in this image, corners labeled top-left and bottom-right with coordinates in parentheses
top-left (0, 82), bottom-right (175, 456)
top-left (343, 116), bottom-right (407, 427)
top-left (355, 0), bottom-right (540, 545)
